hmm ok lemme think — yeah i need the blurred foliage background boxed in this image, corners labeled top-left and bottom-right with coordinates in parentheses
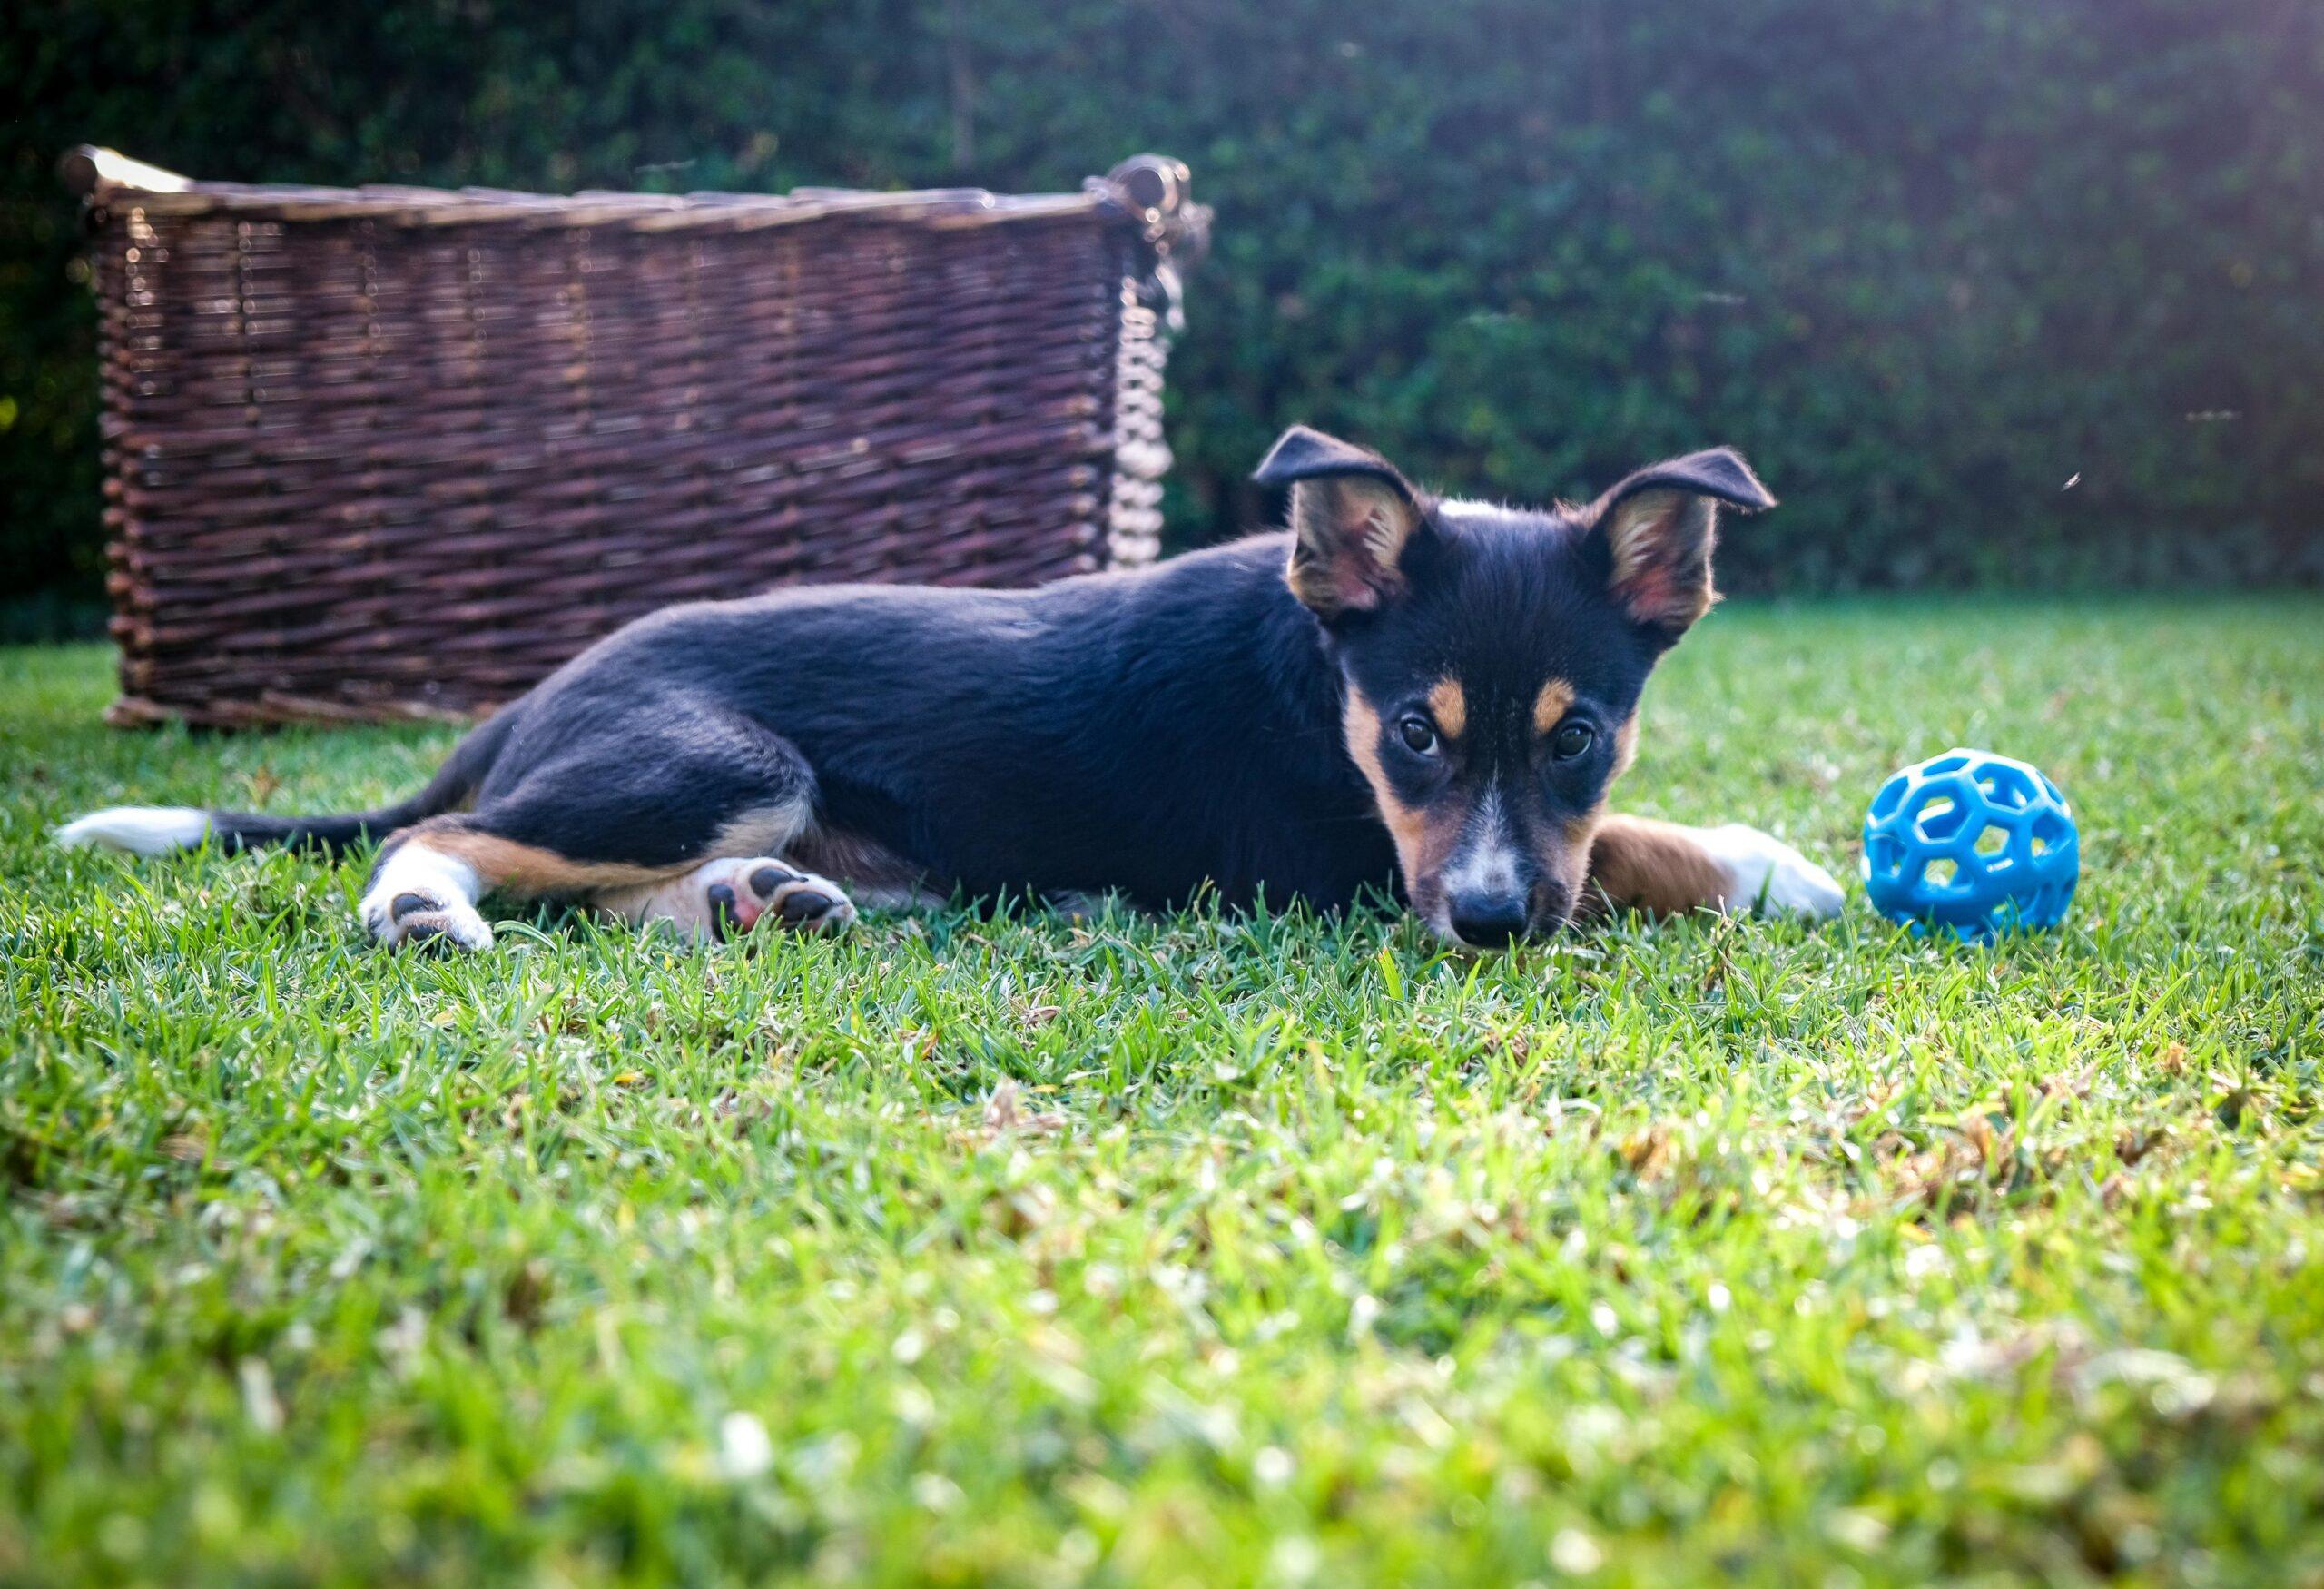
top-left (5, 0), bottom-right (2321, 612)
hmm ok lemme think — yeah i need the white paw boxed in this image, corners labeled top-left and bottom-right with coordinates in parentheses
top-left (1701, 824), bottom-right (1846, 920)
top-left (362, 886), bottom-right (496, 952)
top-left (693, 857), bottom-right (857, 940)
top-left (360, 841), bottom-right (492, 952)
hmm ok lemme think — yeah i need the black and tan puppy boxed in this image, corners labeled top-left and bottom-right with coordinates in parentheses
top-left (59, 427), bottom-right (1843, 949)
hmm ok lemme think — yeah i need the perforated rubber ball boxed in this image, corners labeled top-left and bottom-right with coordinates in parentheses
top-left (1861, 749), bottom-right (2077, 940)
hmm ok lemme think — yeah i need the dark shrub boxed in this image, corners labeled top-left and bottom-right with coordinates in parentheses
top-left (5, 0), bottom-right (2319, 598)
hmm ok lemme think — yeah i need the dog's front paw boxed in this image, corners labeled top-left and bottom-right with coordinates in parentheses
top-left (1700, 824), bottom-right (1846, 920)
top-left (362, 886), bottom-right (495, 952)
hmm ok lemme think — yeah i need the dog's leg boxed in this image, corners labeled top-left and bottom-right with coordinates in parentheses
top-left (1582, 814), bottom-right (1844, 921)
top-left (354, 713), bottom-right (840, 952)
top-left (595, 856), bottom-right (856, 942)
top-left (359, 812), bottom-right (698, 953)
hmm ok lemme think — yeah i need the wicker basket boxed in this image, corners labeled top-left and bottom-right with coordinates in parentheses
top-left (65, 147), bottom-right (1206, 727)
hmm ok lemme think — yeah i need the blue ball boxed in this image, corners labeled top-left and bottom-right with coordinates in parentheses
top-left (1862, 749), bottom-right (2078, 941)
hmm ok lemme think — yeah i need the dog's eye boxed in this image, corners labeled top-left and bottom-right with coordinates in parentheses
top-left (1551, 721), bottom-right (1595, 760)
top-left (1397, 716), bottom-right (1440, 755)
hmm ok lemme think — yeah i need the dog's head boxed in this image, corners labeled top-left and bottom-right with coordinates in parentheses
top-left (1256, 425), bottom-right (1774, 948)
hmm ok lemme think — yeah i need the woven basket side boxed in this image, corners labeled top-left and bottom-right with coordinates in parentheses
top-left (95, 203), bottom-right (1130, 725)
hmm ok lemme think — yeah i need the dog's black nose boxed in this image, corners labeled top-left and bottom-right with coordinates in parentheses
top-left (1447, 893), bottom-right (1529, 949)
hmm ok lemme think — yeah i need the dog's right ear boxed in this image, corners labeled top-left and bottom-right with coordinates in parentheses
top-left (1255, 426), bottom-right (1428, 620)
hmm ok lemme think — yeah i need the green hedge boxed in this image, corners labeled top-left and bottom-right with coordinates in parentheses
top-left (6, 0), bottom-right (2321, 602)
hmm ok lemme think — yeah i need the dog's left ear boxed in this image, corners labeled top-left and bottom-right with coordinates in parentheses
top-left (1587, 448), bottom-right (1776, 638)
top-left (1255, 425), bottom-right (1429, 620)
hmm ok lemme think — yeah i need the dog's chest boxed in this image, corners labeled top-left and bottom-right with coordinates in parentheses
top-left (819, 747), bottom-right (1398, 913)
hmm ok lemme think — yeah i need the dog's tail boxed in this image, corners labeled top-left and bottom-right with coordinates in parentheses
top-left (55, 712), bottom-right (514, 861)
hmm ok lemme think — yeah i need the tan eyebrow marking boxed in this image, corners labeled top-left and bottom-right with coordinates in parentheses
top-left (1426, 677), bottom-right (1467, 739)
top-left (1532, 678), bottom-right (1578, 735)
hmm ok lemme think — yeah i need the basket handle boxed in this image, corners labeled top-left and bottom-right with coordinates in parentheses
top-left (1098, 154), bottom-right (1210, 268)
top-left (60, 146), bottom-right (192, 199)
top-left (1109, 154), bottom-right (1184, 222)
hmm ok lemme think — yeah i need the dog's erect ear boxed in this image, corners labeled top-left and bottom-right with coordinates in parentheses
top-left (1255, 425), bottom-right (1428, 620)
top-left (1587, 448), bottom-right (1775, 637)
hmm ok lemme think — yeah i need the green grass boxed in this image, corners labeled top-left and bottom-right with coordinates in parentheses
top-left (4, 598), bottom-right (2322, 1586)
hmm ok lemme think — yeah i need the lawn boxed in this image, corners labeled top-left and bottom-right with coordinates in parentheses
top-left (3, 598), bottom-right (2321, 1586)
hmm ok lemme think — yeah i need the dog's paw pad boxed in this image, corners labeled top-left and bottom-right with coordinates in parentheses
top-left (1704, 824), bottom-right (1846, 920)
top-left (749, 863), bottom-right (803, 898)
top-left (697, 859), bottom-right (856, 938)
top-left (772, 883), bottom-right (852, 932)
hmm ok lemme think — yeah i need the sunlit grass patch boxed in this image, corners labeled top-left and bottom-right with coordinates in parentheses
top-left (3, 597), bottom-right (2321, 1584)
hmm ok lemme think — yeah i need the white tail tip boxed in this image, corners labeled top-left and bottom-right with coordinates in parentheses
top-left (54, 806), bottom-right (212, 856)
